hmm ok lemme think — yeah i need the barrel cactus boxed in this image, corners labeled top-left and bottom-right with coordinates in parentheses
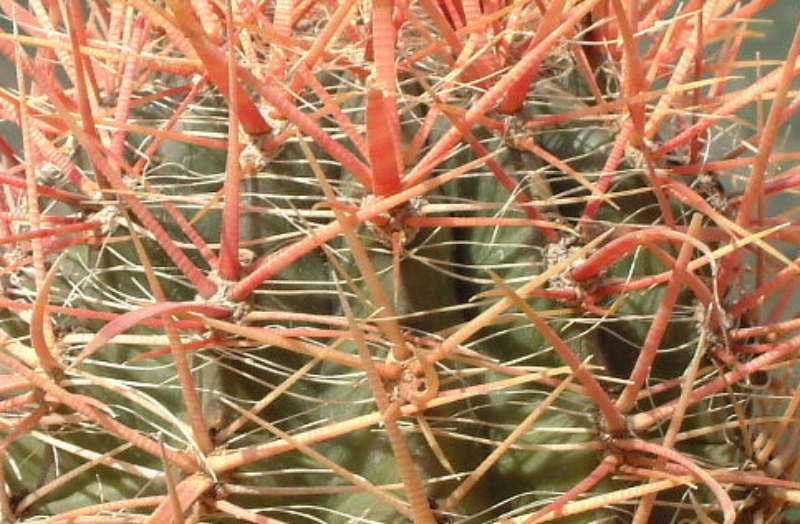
top-left (2, 1), bottom-right (800, 523)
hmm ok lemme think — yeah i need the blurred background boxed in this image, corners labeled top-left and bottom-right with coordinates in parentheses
top-left (742, 1), bottom-right (800, 152)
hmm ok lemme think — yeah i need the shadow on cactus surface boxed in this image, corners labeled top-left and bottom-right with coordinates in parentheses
top-left (2, 0), bottom-right (800, 523)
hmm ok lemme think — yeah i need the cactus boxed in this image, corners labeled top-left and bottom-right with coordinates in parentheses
top-left (2, 1), bottom-right (800, 523)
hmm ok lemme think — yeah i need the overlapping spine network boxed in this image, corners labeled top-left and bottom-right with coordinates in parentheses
top-left (1, 1), bottom-right (800, 523)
